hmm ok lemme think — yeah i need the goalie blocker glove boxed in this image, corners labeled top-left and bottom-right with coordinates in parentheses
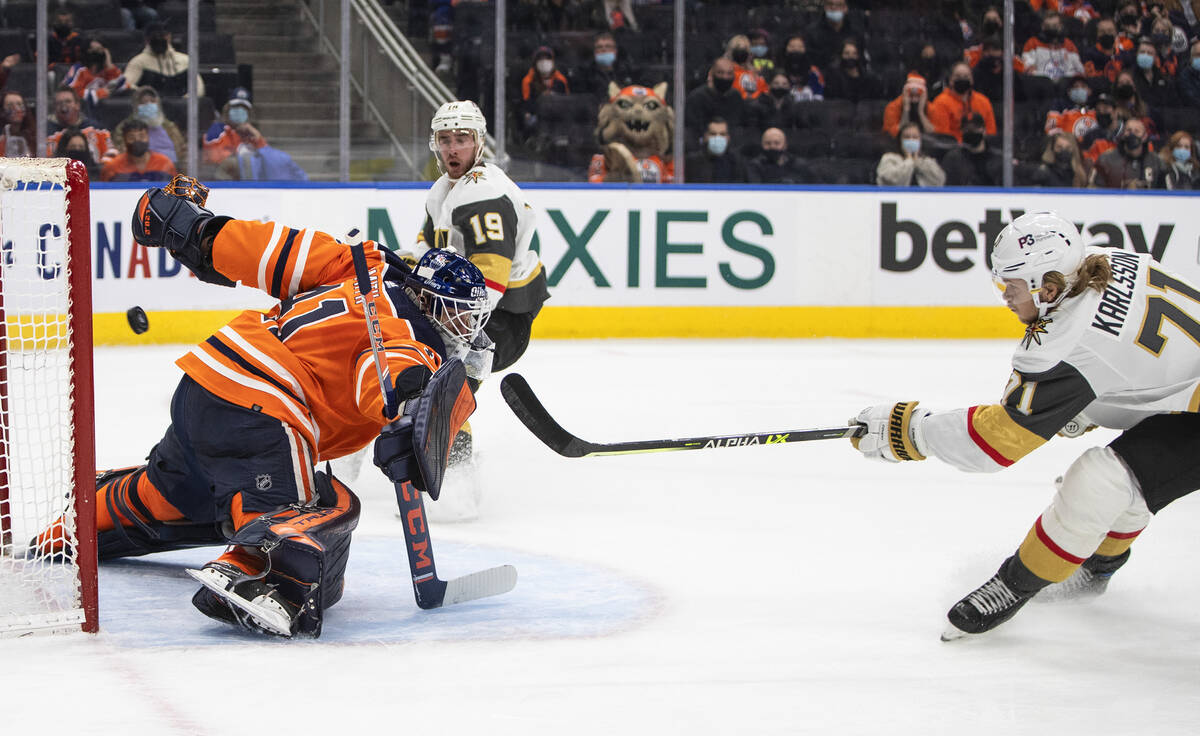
top-left (850, 401), bottom-right (930, 463)
top-left (132, 175), bottom-right (234, 286)
top-left (374, 357), bottom-right (475, 501)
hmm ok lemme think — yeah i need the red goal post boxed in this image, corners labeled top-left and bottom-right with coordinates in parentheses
top-left (0, 158), bottom-right (97, 635)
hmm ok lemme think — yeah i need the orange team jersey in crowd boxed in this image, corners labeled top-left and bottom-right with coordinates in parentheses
top-left (1045, 107), bottom-right (1099, 140)
top-left (174, 220), bottom-right (444, 463)
top-left (927, 90), bottom-right (998, 142)
top-left (100, 152), bottom-right (176, 182)
top-left (203, 123), bottom-right (268, 164)
top-left (733, 64), bottom-right (767, 99)
top-left (588, 152), bottom-right (674, 183)
top-left (45, 125), bottom-right (117, 160)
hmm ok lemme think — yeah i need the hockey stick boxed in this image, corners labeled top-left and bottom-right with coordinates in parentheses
top-left (501, 373), bottom-right (866, 458)
top-left (348, 233), bottom-right (516, 609)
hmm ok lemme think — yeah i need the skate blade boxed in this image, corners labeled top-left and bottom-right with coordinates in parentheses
top-left (185, 568), bottom-right (293, 637)
top-left (940, 624), bottom-right (971, 642)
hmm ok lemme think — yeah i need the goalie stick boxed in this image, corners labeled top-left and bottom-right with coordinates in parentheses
top-left (348, 232), bottom-right (516, 609)
top-left (501, 373), bottom-right (866, 458)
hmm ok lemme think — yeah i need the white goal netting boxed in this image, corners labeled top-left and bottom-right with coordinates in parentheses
top-left (0, 158), bottom-right (94, 635)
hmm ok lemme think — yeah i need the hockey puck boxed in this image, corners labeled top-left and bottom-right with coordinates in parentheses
top-left (126, 306), bottom-right (149, 335)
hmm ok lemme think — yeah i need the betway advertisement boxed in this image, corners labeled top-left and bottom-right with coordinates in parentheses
top-left (86, 185), bottom-right (1199, 313)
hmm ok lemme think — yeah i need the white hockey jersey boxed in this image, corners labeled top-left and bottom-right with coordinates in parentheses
top-left (412, 163), bottom-right (546, 314)
top-left (920, 247), bottom-right (1200, 472)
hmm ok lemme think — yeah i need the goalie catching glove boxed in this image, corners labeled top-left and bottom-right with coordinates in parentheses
top-left (132, 174), bottom-right (233, 286)
top-left (850, 401), bottom-right (930, 463)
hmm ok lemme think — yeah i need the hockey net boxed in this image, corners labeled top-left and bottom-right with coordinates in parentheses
top-left (0, 158), bottom-right (97, 635)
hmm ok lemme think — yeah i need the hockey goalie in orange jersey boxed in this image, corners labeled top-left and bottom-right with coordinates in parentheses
top-left (35, 176), bottom-right (488, 637)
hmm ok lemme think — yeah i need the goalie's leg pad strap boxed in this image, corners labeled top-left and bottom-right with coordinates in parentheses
top-left (227, 468), bottom-right (361, 637)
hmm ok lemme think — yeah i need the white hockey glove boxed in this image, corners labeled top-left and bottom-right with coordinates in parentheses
top-left (850, 401), bottom-right (930, 463)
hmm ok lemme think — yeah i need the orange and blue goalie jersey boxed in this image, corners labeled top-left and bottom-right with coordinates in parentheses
top-left (175, 220), bottom-right (446, 464)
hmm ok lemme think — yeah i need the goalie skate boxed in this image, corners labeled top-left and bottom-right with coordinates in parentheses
top-left (187, 563), bottom-right (296, 637)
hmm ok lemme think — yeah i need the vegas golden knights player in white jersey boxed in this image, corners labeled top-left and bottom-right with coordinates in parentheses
top-left (850, 211), bottom-right (1200, 640)
top-left (410, 100), bottom-right (548, 374)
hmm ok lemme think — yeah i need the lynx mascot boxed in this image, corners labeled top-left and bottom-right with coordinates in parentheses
top-left (588, 83), bottom-right (674, 183)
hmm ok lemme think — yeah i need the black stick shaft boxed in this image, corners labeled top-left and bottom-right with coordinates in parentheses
top-left (501, 373), bottom-right (865, 458)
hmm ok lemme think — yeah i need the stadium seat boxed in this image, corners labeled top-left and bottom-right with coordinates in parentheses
top-left (172, 32), bottom-right (235, 65)
top-left (0, 29), bottom-right (32, 61)
top-left (162, 95), bottom-right (217, 133)
top-left (1161, 106), bottom-right (1200, 137)
top-left (93, 29), bottom-right (145, 63)
top-left (2, 62), bottom-right (39, 100)
top-left (158, 1), bottom-right (218, 34)
top-left (70, 0), bottom-right (125, 31)
top-left (95, 96), bottom-right (133, 132)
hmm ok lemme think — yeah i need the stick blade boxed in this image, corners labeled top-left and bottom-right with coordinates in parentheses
top-left (500, 374), bottom-right (589, 457)
top-left (442, 564), bottom-right (518, 606)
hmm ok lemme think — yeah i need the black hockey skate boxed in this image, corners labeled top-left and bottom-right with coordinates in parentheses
top-left (1036, 550), bottom-right (1130, 603)
top-left (942, 566), bottom-right (1039, 641)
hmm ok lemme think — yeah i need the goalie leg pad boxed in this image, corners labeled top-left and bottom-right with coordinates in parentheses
top-left (213, 468), bottom-right (361, 637)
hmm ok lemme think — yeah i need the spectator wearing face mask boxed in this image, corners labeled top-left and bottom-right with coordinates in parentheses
top-left (1110, 68), bottom-right (1161, 143)
top-left (968, 36), bottom-right (1017, 104)
top-left (1044, 75), bottom-right (1100, 143)
top-left (804, 0), bottom-right (864, 71)
top-left (1021, 11), bottom-right (1085, 89)
top-left (1081, 16), bottom-right (1131, 85)
top-left (685, 58), bottom-right (746, 149)
top-left (203, 87), bottom-right (267, 169)
top-left (928, 62), bottom-right (997, 142)
top-left (1160, 130), bottom-right (1199, 189)
top-left (63, 40), bottom-right (127, 110)
top-left (1079, 94), bottom-right (1124, 161)
top-left (1123, 38), bottom-right (1177, 110)
top-left (1021, 130), bottom-right (1090, 188)
top-left (940, 113), bottom-right (1003, 186)
top-left (100, 117), bottom-right (176, 182)
top-left (725, 35), bottom-right (768, 100)
top-left (779, 35), bottom-right (825, 101)
top-left (54, 127), bottom-right (102, 180)
top-left (876, 121), bottom-right (946, 187)
top-left (1090, 117), bottom-right (1164, 188)
top-left (570, 32), bottom-right (635, 98)
top-left (747, 29), bottom-right (775, 79)
top-left (0, 91), bottom-right (34, 157)
top-left (118, 86), bottom-right (185, 168)
top-left (746, 127), bottom-right (811, 184)
top-left (519, 46), bottom-right (569, 139)
top-left (46, 9), bottom-right (86, 72)
top-left (1114, 1), bottom-right (1147, 46)
top-left (823, 38), bottom-right (882, 103)
top-left (1179, 39), bottom-right (1200, 108)
top-left (123, 23), bottom-right (205, 98)
top-left (1147, 15), bottom-right (1183, 72)
top-left (751, 73), bottom-right (803, 130)
top-left (883, 72), bottom-right (934, 138)
top-left (45, 88), bottom-right (116, 163)
top-left (684, 118), bottom-right (748, 183)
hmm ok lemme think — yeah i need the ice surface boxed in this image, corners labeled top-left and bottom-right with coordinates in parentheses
top-left (2, 339), bottom-right (1198, 735)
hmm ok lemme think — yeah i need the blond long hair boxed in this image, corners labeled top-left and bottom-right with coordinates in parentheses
top-left (1043, 253), bottom-right (1112, 299)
